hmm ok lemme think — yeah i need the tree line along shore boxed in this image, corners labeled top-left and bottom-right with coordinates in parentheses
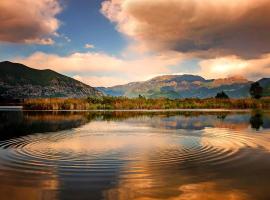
top-left (20, 80), bottom-right (269, 110)
top-left (22, 96), bottom-right (270, 110)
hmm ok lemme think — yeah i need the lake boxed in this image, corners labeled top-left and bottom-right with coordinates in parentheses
top-left (0, 110), bottom-right (270, 200)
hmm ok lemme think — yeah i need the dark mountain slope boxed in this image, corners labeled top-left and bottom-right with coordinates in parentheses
top-left (0, 61), bottom-right (103, 98)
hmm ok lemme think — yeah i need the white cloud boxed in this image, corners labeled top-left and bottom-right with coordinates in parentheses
top-left (14, 51), bottom-right (183, 86)
top-left (85, 43), bottom-right (95, 49)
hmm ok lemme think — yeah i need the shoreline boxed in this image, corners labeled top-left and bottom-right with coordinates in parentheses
top-left (21, 108), bottom-right (252, 112)
top-left (23, 97), bottom-right (270, 110)
top-left (0, 106), bottom-right (23, 110)
top-left (1, 107), bottom-right (269, 113)
top-left (2, 97), bottom-right (270, 111)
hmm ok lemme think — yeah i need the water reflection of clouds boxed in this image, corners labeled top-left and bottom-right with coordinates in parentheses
top-left (1, 111), bottom-right (270, 200)
top-left (176, 182), bottom-right (248, 200)
top-left (125, 113), bottom-right (270, 131)
top-left (1, 111), bottom-right (270, 142)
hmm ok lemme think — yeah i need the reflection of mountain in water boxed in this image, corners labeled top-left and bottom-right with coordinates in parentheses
top-left (0, 111), bottom-right (90, 141)
top-left (123, 112), bottom-right (270, 131)
top-left (151, 114), bottom-right (251, 130)
top-left (0, 111), bottom-right (270, 141)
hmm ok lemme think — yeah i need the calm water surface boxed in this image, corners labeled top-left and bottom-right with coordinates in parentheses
top-left (0, 110), bottom-right (270, 200)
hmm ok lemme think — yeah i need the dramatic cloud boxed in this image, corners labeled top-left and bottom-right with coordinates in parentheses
top-left (199, 54), bottom-right (270, 80)
top-left (0, 0), bottom-right (61, 45)
top-left (15, 51), bottom-right (183, 86)
top-left (101, 0), bottom-right (270, 58)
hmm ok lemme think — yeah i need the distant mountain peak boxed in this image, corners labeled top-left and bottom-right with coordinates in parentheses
top-left (97, 74), bottom-right (262, 99)
top-left (149, 74), bottom-right (206, 83)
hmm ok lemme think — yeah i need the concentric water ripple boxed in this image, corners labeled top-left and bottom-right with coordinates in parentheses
top-left (0, 112), bottom-right (270, 200)
top-left (0, 126), bottom-right (268, 178)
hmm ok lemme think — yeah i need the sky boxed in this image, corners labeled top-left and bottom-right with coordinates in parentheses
top-left (1, 0), bottom-right (270, 87)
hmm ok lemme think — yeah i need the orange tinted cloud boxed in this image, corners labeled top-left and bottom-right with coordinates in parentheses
top-left (72, 75), bottom-right (128, 87)
top-left (0, 0), bottom-right (61, 44)
top-left (102, 0), bottom-right (270, 58)
top-left (199, 54), bottom-right (270, 80)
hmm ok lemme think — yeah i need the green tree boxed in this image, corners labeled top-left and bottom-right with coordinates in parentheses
top-left (249, 82), bottom-right (263, 99)
top-left (138, 94), bottom-right (145, 99)
top-left (215, 91), bottom-right (229, 99)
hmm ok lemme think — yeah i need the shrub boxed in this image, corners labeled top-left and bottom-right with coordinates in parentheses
top-left (215, 91), bottom-right (229, 99)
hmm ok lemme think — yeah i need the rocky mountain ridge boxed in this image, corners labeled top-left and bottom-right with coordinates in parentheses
top-left (98, 74), bottom-right (269, 99)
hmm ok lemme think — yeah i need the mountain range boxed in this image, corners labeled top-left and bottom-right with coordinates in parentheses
top-left (0, 61), bottom-right (102, 99)
top-left (97, 75), bottom-right (270, 99)
top-left (0, 61), bottom-right (269, 99)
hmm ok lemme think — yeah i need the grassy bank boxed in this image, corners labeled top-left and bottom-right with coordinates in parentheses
top-left (23, 96), bottom-right (270, 110)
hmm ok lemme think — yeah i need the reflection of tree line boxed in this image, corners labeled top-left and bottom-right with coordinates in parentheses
top-left (0, 111), bottom-right (90, 141)
top-left (217, 112), bottom-right (266, 131)
top-left (250, 113), bottom-right (264, 130)
top-left (0, 111), bottom-right (269, 141)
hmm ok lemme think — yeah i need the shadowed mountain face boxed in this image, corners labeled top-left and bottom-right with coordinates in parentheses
top-left (98, 75), bottom-right (270, 99)
top-left (0, 61), bottom-right (103, 98)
